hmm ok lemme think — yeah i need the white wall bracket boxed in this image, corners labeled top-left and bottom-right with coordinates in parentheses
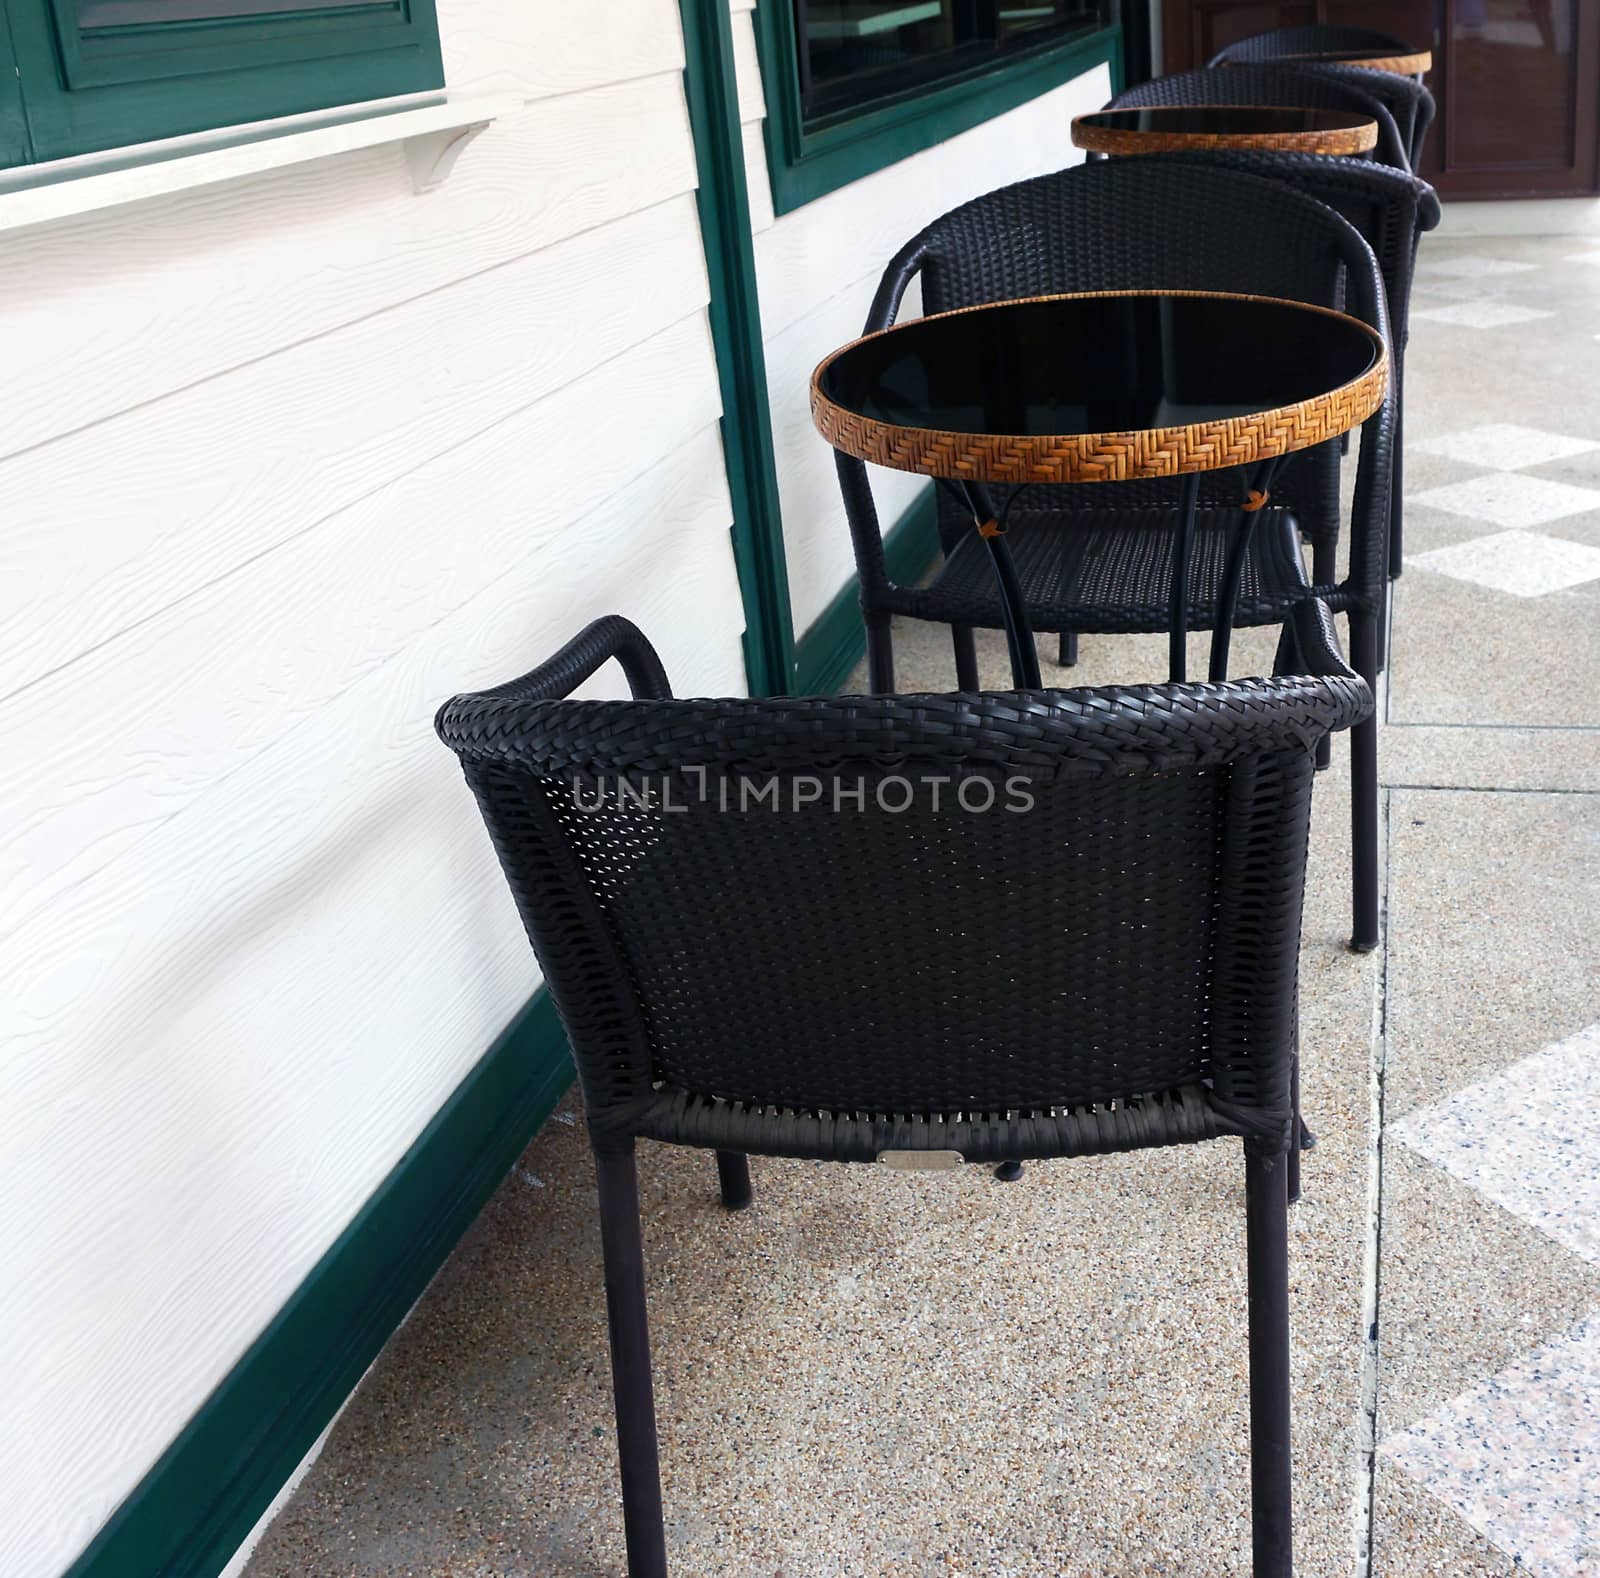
top-left (403, 119), bottom-right (494, 194)
top-left (0, 92), bottom-right (522, 238)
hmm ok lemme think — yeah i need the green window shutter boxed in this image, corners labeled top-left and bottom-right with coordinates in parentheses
top-left (1, 0), bottom-right (443, 166)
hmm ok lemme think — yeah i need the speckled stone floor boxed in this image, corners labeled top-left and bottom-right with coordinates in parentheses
top-left (243, 232), bottom-right (1600, 1576)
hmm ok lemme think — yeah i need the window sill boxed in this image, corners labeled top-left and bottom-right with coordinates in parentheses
top-left (0, 90), bottom-right (521, 237)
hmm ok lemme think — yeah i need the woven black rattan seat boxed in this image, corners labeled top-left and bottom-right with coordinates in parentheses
top-left (913, 504), bottom-right (1312, 634)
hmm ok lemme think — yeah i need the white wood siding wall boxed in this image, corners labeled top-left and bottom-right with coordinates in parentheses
top-left (733, 0), bottom-right (1112, 638)
top-left (0, 5), bottom-right (748, 1574)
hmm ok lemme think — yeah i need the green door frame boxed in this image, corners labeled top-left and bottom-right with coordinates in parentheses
top-left (678, 0), bottom-right (795, 698)
top-left (677, 3), bottom-right (1123, 700)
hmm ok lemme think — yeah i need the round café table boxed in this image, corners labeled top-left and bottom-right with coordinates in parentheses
top-left (1269, 46), bottom-right (1431, 77)
top-left (1072, 106), bottom-right (1378, 159)
top-left (811, 289), bottom-right (1387, 689)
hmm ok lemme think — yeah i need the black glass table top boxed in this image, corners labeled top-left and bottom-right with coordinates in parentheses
top-left (811, 290), bottom-right (1387, 485)
top-left (1076, 106), bottom-right (1372, 136)
top-left (1273, 45), bottom-right (1431, 73)
top-left (1071, 105), bottom-right (1378, 156)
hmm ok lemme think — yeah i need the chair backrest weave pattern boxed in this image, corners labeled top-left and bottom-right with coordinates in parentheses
top-left (1206, 24), bottom-right (1412, 66)
top-left (439, 618), bottom-right (1372, 1160)
top-left (851, 161), bottom-right (1389, 583)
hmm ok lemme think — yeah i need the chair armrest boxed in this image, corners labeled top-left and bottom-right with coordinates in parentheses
top-left (438, 615), bottom-right (673, 724)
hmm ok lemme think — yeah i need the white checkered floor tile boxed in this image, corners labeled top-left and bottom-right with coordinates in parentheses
top-left (1410, 531), bottom-right (1600, 597)
top-left (1410, 300), bottom-right (1555, 330)
top-left (1408, 471), bottom-right (1600, 531)
top-left (1382, 1313), bottom-right (1600, 1578)
top-left (1417, 256), bottom-right (1540, 281)
top-left (1412, 424), bottom-right (1600, 472)
top-left (1392, 1023), bottom-right (1600, 1264)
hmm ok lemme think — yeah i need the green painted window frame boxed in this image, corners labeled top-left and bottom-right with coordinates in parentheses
top-left (752, 7), bottom-right (1123, 214)
top-left (0, 0), bottom-right (442, 167)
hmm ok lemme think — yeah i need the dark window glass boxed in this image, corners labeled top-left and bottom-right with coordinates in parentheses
top-left (794, 0), bottom-right (1117, 122)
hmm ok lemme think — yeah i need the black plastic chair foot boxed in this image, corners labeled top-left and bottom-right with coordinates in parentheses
top-left (716, 1151), bottom-right (753, 1211)
top-left (993, 1160), bottom-right (1024, 1182)
top-left (1056, 631), bottom-right (1079, 667)
top-left (1298, 1119), bottom-right (1318, 1151)
top-left (1348, 936), bottom-right (1378, 955)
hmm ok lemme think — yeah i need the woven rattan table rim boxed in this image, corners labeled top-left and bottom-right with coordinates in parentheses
top-left (1070, 108), bottom-right (1378, 158)
top-left (1276, 48), bottom-right (1432, 74)
top-left (810, 288), bottom-right (1389, 486)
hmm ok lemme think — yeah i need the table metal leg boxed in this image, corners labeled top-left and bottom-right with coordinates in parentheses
top-left (1168, 473), bottom-right (1201, 683)
top-left (945, 479), bottom-right (1042, 690)
top-left (1209, 457), bottom-right (1283, 683)
top-left (984, 531), bottom-right (1042, 689)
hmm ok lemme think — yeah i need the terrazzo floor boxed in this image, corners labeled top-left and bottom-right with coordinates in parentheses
top-left (242, 231), bottom-right (1600, 1576)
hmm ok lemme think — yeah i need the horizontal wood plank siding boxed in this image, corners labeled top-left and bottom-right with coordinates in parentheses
top-left (0, 76), bottom-right (700, 462)
top-left (0, 3), bottom-right (748, 1574)
top-left (442, 0), bottom-right (685, 101)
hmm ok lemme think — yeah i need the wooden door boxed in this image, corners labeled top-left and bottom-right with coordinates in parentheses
top-left (1423, 1), bottom-right (1599, 197)
top-left (1156, 0), bottom-right (1600, 197)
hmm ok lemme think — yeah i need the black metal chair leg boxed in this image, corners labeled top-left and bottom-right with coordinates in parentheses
top-left (1287, 1059), bottom-right (1303, 1206)
top-left (952, 623), bottom-right (980, 691)
top-left (865, 609), bottom-right (895, 695)
top-left (593, 1144), bottom-right (668, 1578)
top-left (1056, 630), bottom-right (1078, 667)
top-left (1389, 392), bottom-right (1405, 582)
top-left (715, 1151), bottom-right (752, 1211)
top-left (1245, 1147), bottom-right (1294, 1578)
top-left (1348, 608), bottom-right (1381, 954)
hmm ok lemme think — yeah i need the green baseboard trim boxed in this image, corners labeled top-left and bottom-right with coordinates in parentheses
top-left (793, 486), bottom-right (940, 695)
top-left (65, 991), bottom-right (573, 1578)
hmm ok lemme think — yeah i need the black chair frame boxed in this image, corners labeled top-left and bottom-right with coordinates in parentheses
top-left (1143, 149), bottom-right (1440, 585)
top-left (1311, 62), bottom-right (1436, 171)
top-left (1207, 22), bottom-right (1413, 64)
top-left (834, 160), bottom-right (1394, 949)
top-left (437, 608), bottom-right (1372, 1577)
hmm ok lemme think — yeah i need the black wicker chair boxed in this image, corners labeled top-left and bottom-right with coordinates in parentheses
top-left (1108, 63), bottom-right (1411, 171)
top-left (1145, 150), bottom-right (1440, 582)
top-left (436, 606), bottom-right (1373, 1578)
top-left (1301, 62), bottom-right (1435, 170)
top-left (1204, 28), bottom-right (1436, 167)
top-left (1206, 23), bottom-right (1413, 65)
top-left (836, 159), bottom-right (1392, 949)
